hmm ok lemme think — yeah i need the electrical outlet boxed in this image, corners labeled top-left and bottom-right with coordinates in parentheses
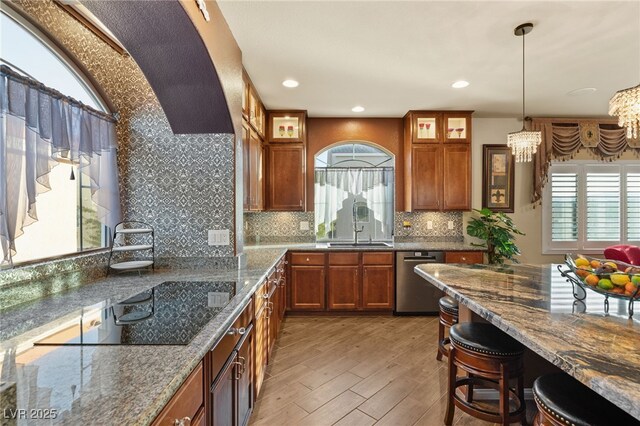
top-left (208, 229), bottom-right (230, 246)
top-left (427, 221), bottom-right (433, 230)
top-left (447, 221), bottom-right (454, 230)
top-left (300, 221), bottom-right (309, 231)
top-left (208, 292), bottom-right (230, 308)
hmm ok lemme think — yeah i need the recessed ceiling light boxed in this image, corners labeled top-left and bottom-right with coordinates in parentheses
top-left (352, 106), bottom-right (365, 112)
top-left (567, 87), bottom-right (597, 96)
top-left (452, 80), bottom-right (470, 89)
top-left (282, 79), bottom-right (299, 88)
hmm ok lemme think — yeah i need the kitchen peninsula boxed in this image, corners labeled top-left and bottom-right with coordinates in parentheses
top-left (414, 263), bottom-right (640, 420)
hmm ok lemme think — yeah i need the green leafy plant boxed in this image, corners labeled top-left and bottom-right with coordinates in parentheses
top-left (466, 208), bottom-right (525, 265)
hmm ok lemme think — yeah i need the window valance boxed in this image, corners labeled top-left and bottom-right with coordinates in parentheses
top-left (531, 117), bottom-right (640, 204)
top-left (0, 65), bottom-right (121, 263)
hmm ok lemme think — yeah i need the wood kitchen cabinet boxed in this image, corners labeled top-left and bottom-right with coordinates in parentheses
top-left (361, 252), bottom-right (394, 310)
top-left (290, 253), bottom-right (326, 311)
top-left (327, 253), bottom-right (360, 310)
top-left (242, 121), bottom-right (250, 210)
top-left (290, 252), bottom-right (394, 313)
top-left (411, 145), bottom-right (442, 210)
top-left (442, 144), bottom-right (471, 210)
top-left (404, 110), bottom-right (472, 211)
top-left (445, 251), bottom-right (484, 264)
top-left (266, 144), bottom-right (305, 211)
top-left (210, 300), bottom-right (254, 426)
top-left (248, 130), bottom-right (264, 211)
top-left (152, 361), bottom-right (204, 426)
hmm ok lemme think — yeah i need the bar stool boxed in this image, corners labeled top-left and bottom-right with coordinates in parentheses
top-left (445, 322), bottom-right (526, 426)
top-left (437, 296), bottom-right (459, 361)
top-left (533, 373), bottom-right (640, 426)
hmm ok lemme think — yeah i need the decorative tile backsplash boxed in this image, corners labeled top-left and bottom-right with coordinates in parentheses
top-left (244, 211), bottom-right (464, 240)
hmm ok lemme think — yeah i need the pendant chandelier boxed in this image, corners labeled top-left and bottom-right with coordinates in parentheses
top-left (507, 23), bottom-right (541, 163)
top-left (609, 83), bottom-right (640, 139)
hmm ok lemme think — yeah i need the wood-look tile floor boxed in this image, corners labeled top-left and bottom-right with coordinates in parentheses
top-left (250, 316), bottom-right (536, 426)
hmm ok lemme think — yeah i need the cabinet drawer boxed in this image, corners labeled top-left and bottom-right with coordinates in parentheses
top-left (211, 300), bottom-right (254, 377)
top-left (152, 362), bottom-right (203, 426)
top-left (290, 252), bottom-right (325, 266)
top-left (362, 252), bottom-right (393, 265)
top-left (328, 252), bottom-right (359, 265)
top-left (254, 279), bottom-right (268, 312)
top-left (445, 251), bottom-right (484, 264)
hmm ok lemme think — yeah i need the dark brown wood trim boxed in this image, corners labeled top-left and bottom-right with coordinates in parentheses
top-left (54, 2), bottom-right (128, 56)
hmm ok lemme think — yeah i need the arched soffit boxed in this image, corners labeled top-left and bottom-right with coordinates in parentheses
top-left (83, 0), bottom-right (233, 134)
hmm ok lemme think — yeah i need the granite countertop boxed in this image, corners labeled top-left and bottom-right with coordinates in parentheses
top-left (0, 247), bottom-right (287, 425)
top-left (414, 263), bottom-right (640, 420)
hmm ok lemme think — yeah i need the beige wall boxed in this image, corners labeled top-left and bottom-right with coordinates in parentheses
top-left (464, 118), bottom-right (565, 265)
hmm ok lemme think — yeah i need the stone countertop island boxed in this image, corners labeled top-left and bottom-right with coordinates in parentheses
top-left (414, 263), bottom-right (640, 421)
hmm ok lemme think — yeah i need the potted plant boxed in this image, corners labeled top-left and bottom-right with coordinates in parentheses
top-left (466, 208), bottom-right (525, 265)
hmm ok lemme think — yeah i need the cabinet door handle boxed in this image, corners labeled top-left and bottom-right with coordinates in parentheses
top-left (238, 356), bottom-right (246, 374)
top-left (262, 293), bottom-right (269, 299)
top-left (299, 200), bottom-right (303, 207)
top-left (306, 257), bottom-right (310, 262)
top-left (461, 256), bottom-right (466, 261)
top-left (233, 360), bottom-right (243, 379)
top-left (174, 417), bottom-right (191, 426)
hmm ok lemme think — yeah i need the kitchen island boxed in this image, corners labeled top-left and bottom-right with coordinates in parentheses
top-left (414, 263), bottom-right (640, 420)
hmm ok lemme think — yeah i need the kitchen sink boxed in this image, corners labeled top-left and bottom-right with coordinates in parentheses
top-left (326, 242), bottom-right (394, 248)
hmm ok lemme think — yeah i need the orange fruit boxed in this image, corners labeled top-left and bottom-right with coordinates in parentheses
top-left (625, 282), bottom-right (638, 293)
top-left (576, 266), bottom-right (592, 278)
top-left (590, 260), bottom-right (602, 269)
top-left (611, 287), bottom-right (624, 294)
top-left (584, 274), bottom-right (600, 286)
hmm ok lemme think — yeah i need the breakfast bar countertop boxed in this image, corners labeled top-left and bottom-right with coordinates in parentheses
top-left (414, 263), bottom-right (640, 420)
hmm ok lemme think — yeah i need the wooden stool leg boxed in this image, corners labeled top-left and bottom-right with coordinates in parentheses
top-left (437, 320), bottom-right (445, 361)
top-left (499, 362), bottom-right (510, 426)
top-left (518, 374), bottom-right (526, 426)
top-left (444, 347), bottom-right (457, 426)
top-left (467, 373), bottom-right (474, 403)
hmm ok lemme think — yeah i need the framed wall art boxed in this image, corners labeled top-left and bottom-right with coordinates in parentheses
top-left (482, 145), bottom-right (515, 213)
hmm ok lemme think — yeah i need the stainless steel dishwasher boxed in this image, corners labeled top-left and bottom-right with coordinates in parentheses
top-left (395, 251), bottom-right (444, 314)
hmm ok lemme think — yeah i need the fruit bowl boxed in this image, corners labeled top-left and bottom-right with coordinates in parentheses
top-left (559, 254), bottom-right (640, 316)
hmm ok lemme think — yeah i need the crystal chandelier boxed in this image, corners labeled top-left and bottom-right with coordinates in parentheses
top-left (609, 84), bottom-right (640, 139)
top-left (507, 23), bottom-right (542, 163)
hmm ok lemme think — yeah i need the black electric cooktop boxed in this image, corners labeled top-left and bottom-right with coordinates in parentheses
top-left (34, 281), bottom-right (236, 346)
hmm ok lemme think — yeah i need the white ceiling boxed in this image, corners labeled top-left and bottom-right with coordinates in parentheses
top-left (218, 1), bottom-right (640, 119)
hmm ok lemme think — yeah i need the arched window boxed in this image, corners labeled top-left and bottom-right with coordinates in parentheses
top-left (314, 142), bottom-right (395, 242)
top-left (1, 10), bottom-right (112, 265)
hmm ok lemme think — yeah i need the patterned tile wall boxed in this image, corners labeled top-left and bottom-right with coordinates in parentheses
top-left (244, 211), bottom-right (464, 240)
top-left (7, 1), bottom-right (236, 260)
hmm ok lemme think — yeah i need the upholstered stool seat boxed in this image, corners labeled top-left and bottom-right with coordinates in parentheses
top-left (449, 323), bottom-right (524, 357)
top-left (533, 373), bottom-right (640, 426)
top-left (445, 322), bottom-right (526, 426)
top-left (436, 296), bottom-right (459, 361)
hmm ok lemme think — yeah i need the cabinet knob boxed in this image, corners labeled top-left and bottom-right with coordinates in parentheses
top-left (174, 417), bottom-right (191, 426)
top-left (227, 327), bottom-right (246, 336)
top-left (306, 257), bottom-right (310, 262)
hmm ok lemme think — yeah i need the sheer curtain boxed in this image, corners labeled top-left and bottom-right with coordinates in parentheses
top-left (0, 65), bottom-right (121, 263)
top-left (315, 168), bottom-right (394, 240)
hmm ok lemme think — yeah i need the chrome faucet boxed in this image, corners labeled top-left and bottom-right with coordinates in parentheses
top-left (352, 201), bottom-right (364, 245)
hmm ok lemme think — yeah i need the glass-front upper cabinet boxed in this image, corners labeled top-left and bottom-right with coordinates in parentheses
top-left (268, 111), bottom-right (306, 143)
top-left (410, 112), bottom-right (440, 143)
top-left (242, 70), bottom-right (250, 119)
top-left (443, 112), bottom-right (472, 143)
